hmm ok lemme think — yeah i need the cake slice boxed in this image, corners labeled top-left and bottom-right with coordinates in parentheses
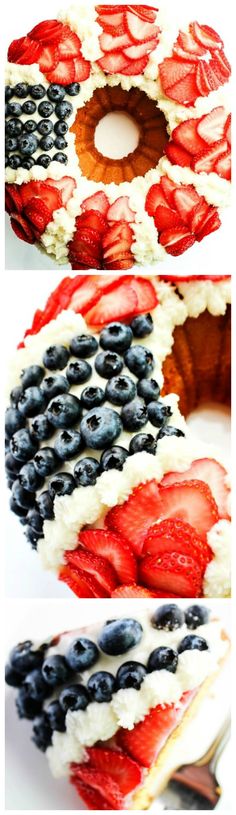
top-left (5, 603), bottom-right (230, 809)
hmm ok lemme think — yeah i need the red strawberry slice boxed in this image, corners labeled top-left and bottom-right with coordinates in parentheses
top-left (70, 776), bottom-right (109, 810)
top-left (8, 36), bottom-right (29, 62)
top-left (98, 51), bottom-right (131, 73)
top-left (140, 550), bottom-right (203, 596)
top-left (70, 767), bottom-right (123, 809)
top-left (124, 10), bottom-right (158, 43)
top-left (107, 196), bottom-right (135, 222)
top-left (129, 277), bottom-right (158, 313)
top-left (28, 19), bottom-right (63, 43)
top-left (158, 480), bottom-right (219, 538)
top-left (197, 107), bottom-right (228, 145)
top-left (224, 114), bottom-right (231, 145)
top-left (99, 31), bottom-right (132, 52)
top-left (173, 43), bottom-right (200, 62)
top-left (73, 56), bottom-right (91, 81)
top-left (159, 177), bottom-right (177, 206)
top-left (106, 480), bottom-right (162, 556)
top-left (21, 181), bottom-right (62, 211)
top-left (189, 198), bottom-right (210, 234)
top-left (191, 22), bottom-right (223, 50)
top-left (166, 71), bottom-right (199, 105)
top-left (195, 210), bottom-right (221, 241)
top-left (159, 58), bottom-right (194, 91)
top-left (165, 142), bottom-right (192, 167)
top-left (79, 529), bottom-right (137, 585)
top-left (97, 14), bottom-right (126, 36)
top-left (154, 205), bottom-right (183, 231)
top-left (127, 6), bottom-right (158, 24)
top-left (104, 257), bottom-right (134, 270)
top-left (142, 518), bottom-right (212, 572)
top-left (192, 140), bottom-right (228, 173)
top-left (103, 222), bottom-right (133, 249)
top-left (197, 60), bottom-right (222, 95)
top-left (118, 692), bottom-right (195, 767)
top-left (46, 176), bottom-right (76, 206)
top-left (65, 546), bottom-right (117, 594)
top-left (85, 280), bottom-right (138, 326)
top-left (86, 747), bottom-right (142, 795)
top-left (59, 565), bottom-right (106, 598)
top-left (10, 213), bottom-right (35, 244)
top-left (159, 227), bottom-right (195, 256)
top-left (112, 585), bottom-right (158, 597)
top-left (16, 39), bottom-right (42, 65)
top-left (57, 28), bottom-right (82, 58)
top-left (69, 274), bottom-right (123, 313)
top-left (76, 210), bottom-right (107, 234)
top-left (96, 6), bottom-right (126, 14)
top-left (38, 45), bottom-right (59, 73)
top-left (177, 29), bottom-right (206, 57)
top-left (124, 38), bottom-right (157, 59)
top-left (161, 459), bottom-right (230, 519)
top-left (120, 55), bottom-right (149, 75)
top-left (81, 191), bottom-right (109, 215)
top-left (5, 184), bottom-right (22, 214)
top-left (213, 50), bottom-right (231, 79)
top-left (215, 150), bottom-right (231, 180)
top-left (172, 119), bottom-right (206, 155)
top-left (46, 59), bottom-right (75, 84)
top-left (103, 239), bottom-right (133, 261)
top-left (24, 198), bottom-right (52, 233)
top-left (173, 186), bottom-right (199, 226)
top-left (145, 184), bottom-right (168, 216)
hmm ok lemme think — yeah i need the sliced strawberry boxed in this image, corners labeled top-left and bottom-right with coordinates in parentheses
top-left (96, 6), bottom-right (126, 15)
top-left (75, 210), bottom-right (107, 235)
top-left (103, 222), bottom-right (133, 249)
top-left (173, 186), bottom-right (199, 226)
top-left (189, 197), bottom-right (210, 234)
top-left (38, 45), bottom-right (59, 73)
top-left (166, 71), bottom-right (199, 105)
top-left (57, 28), bottom-right (81, 58)
top-left (119, 55), bottom-right (149, 75)
top-left (81, 191), bottom-right (109, 216)
top-left (86, 747), bottom-right (142, 795)
top-left (128, 6), bottom-right (158, 24)
top-left (158, 480), bottom-right (219, 538)
top-left (79, 528), bottom-right (137, 585)
top-left (172, 119), bottom-right (206, 156)
top-left (191, 22), bottom-right (223, 50)
top-left (160, 177), bottom-right (177, 206)
top-left (16, 39), bottom-right (42, 65)
top-left (124, 10), bottom-right (158, 43)
top-left (74, 56), bottom-right (91, 81)
top-left (155, 205), bottom-right (184, 231)
top-left (161, 459), bottom-right (230, 519)
top-left (46, 176), bottom-right (76, 206)
top-left (197, 107), bottom-right (228, 145)
top-left (98, 51), bottom-right (131, 74)
top-left (97, 15), bottom-right (126, 36)
top-left (65, 546), bottom-right (117, 594)
top-left (129, 277), bottom-right (158, 313)
top-left (106, 480), bottom-right (162, 556)
top-left (177, 29), bottom-right (206, 57)
top-left (59, 565), bottom-right (106, 598)
top-left (103, 239), bottom-right (133, 261)
top-left (118, 693), bottom-right (195, 767)
top-left (10, 213), bottom-right (35, 244)
top-left (159, 227), bottom-right (195, 256)
top-left (215, 150), bottom-right (231, 180)
top-left (112, 584), bottom-right (158, 597)
top-left (70, 776), bottom-right (109, 810)
top-left (86, 279), bottom-right (138, 325)
top-left (24, 198), bottom-right (52, 233)
top-left (139, 550), bottom-right (203, 596)
top-left (104, 257), bottom-right (134, 270)
top-left (124, 38), bottom-right (157, 59)
top-left (21, 181), bottom-right (62, 212)
top-left (69, 274), bottom-right (122, 313)
top-left (142, 518), bottom-right (212, 572)
top-left (192, 140), bottom-right (228, 173)
top-left (99, 31), bottom-right (132, 52)
top-left (8, 36), bottom-right (28, 62)
top-left (173, 43), bottom-right (200, 62)
top-left (145, 184), bottom-right (168, 216)
top-left (165, 142), bottom-right (192, 168)
top-left (71, 767), bottom-right (123, 809)
top-left (195, 209), bottom-right (221, 241)
top-left (107, 196), bottom-right (135, 223)
top-left (213, 50), bottom-right (231, 79)
top-left (159, 58), bottom-right (194, 91)
top-left (46, 59), bottom-right (75, 84)
top-left (28, 19), bottom-right (63, 43)
top-left (5, 184), bottom-right (22, 214)
top-left (224, 114), bottom-right (231, 146)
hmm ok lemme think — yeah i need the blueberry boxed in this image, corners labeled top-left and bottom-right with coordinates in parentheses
top-left (178, 635), bottom-right (209, 653)
top-left (37, 490), bottom-right (54, 520)
top-left (66, 82), bottom-right (81, 96)
top-left (39, 135), bottom-right (54, 151)
top-left (98, 618), bottom-right (143, 656)
top-left (30, 414), bottom-right (53, 441)
top-left (95, 350), bottom-right (123, 379)
top-left (66, 360), bottom-right (92, 385)
top-left (54, 429), bottom-right (83, 460)
top-left (100, 446), bottom-right (128, 472)
top-left (5, 452), bottom-right (21, 476)
top-left (67, 637), bottom-right (99, 671)
top-left (19, 461), bottom-right (44, 492)
top-left (24, 525), bottom-right (42, 549)
top-left (130, 313), bottom-right (153, 338)
top-left (116, 661), bottom-right (146, 690)
top-left (147, 647), bottom-right (178, 674)
top-left (5, 86), bottom-right (13, 101)
top-left (5, 407), bottom-right (25, 438)
top-left (42, 655), bottom-right (70, 687)
top-left (10, 385), bottom-right (23, 406)
top-left (48, 472), bottom-right (76, 499)
top-left (80, 386), bottom-right (105, 409)
top-left (38, 101), bottom-right (54, 118)
top-left (41, 374), bottom-right (69, 400)
top-left (53, 152), bottom-right (67, 164)
top-left (185, 605), bottom-right (210, 630)
top-left (158, 426), bottom-right (185, 439)
top-left (6, 118), bottom-right (23, 136)
top-left (18, 133), bottom-right (38, 155)
top-left (23, 668), bottom-right (50, 701)
top-left (23, 119), bottom-right (38, 134)
top-left (129, 433), bottom-right (156, 455)
top-left (47, 84), bottom-right (66, 102)
top-left (34, 447), bottom-right (58, 477)
top-left (55, 101), bottom-right (73, 119)
top-left (105, 375), bottom-right (136, 406)
top-left (54, 120), bottom-right (68, 135)
top-left (30, 84), bottom-right (46, 99)
top-left (7, 102), bottom-right (22, 116)
top-left (137, 378), bottom-right (160, 403)
top-left (43, 345), bottom-right (70, 371)
top-left (22, 158), bottom-right (35, 169)
top-left (124, 346), bottom-right (154, 378)
top-left (16, 686), bottom-right (42, 720)
top-left (47, 394), bottom-right (82, 428)
top-left (18, 386), bottom-right (46, 418)
top-left (148, 402), bottom-right (172, 428)
top-left (70, 334), bottom-right (98, 358)
top-left (36, 154), bottom-right (51, 168)
top-left (27, 508), bottom-right (43, 534)
top-left (14, 83), bottom-right (29, 98)
top-left (9, 496), bottom-right (28, 519)
top-left (152, 604), bottom-right (185, 631)
top-left (100, 322), bottom-right (133, 353)
top-left (22, 100), bottom-right (36, 114)
top-left (10, 641), bottom-right (45, 674)
top-left (32, 712), bottom-right (52, 750)
top-left (37, 119), bottom-right (53, 135)
top-left (74, 457), bottom-right (100, 487)
top-left (46, 700), bottom-right (66, 732)
top-left (81, 407), bottom-right (122, 450)
top-left (8, 155), bottom-right (21, 169)
top-left (60, 684), bottom-right (90, 712)
top-left (5, 663), bottom-right (24, 687)
top-left (12, 479), bottom-right (35, 510)
top-left (87, 671), bottom-right (116, 703)
top-left (10, 428), bottom-right (38, 462)
top-left (121, 397), bottom-right (148, 431)
top-left (5, 136), bottom-right (18, 152)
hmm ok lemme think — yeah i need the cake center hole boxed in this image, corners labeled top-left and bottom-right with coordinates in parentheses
top-left (95, 111), bottom-right (140, 159)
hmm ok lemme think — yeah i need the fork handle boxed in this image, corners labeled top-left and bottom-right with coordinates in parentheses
top-left (172, 762), bottom-right (221, 806)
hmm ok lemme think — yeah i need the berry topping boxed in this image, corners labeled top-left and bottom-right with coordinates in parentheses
top-left (66, 637), bottom-right (99, 671)
top-left (178, 635), bottom-right (208, 653)
top-left (10, 641), bottom-right (44, 674)
top-left (36, 490), bottom-right (54, 520)
top-left (18, 386), bottom-right (46, 418)
top-left (65, 546), bottom-right (117, 595)
top-left (129, 432), bottom-right (157, 455)
top-left (151, 603), bottom-right (185, 631)
top-left (43, 345), bottom-right (70, 370)
top-left (87, 671), bottom-right (116, 703)
top-left (54, 429), bottom-right (83, 460)
top-left (5, 664), bottom-right (24, 688)
top-left (147, 646), bottom-right (178, 673)
top-left (48, 472), bottom-right (76, 498)
top-left (70, 334), bottom-right (98, 358)
top-left (161, 458), bottom-right (230, 519)
top-left (124, 345), bottom-right (154, 378)
top-left (100, 322), bottom-right (133, 352)
top-left (116, 661), bottom-right (146, 689)
top-left (34, 447), bottom-right (58, 477)
top-left (185, 604), bottom-right (210, 629)
top-left (42, 654), bottom-right (70, 686)
top-left (80, 407), bottom-right (122, 449)
top-left (121, 397), bottom-right (148, 431)
top-left (118, 693), bottom-right (193, 767)
top-left (95, 350), bottom-right (123, 378)
top-left (16, 686), bottom-right (42, 720)
top-left (10, 429), bottom-right (38, 462)
top-left (130, 313), bottom-right (154, 337)
top-left (47, 394), bottom-right (81, 428)
top-left (23, 668), bottom-right (49, 702)
top-left (32, 712), bottom-right (52, 751)
top-left (46, 700), bottom-right (66, 732)
top-left (66, 360), bottom-right (92, 384)
top-left (41, 375), bottom-right (69, 400)
top-left (105, 375), bottom-right (136, 406)
top-left (100, 446), bottom-right (129, 471)
top-left (137, 378), bottom-right (160, 403)
top-left (85, 747), bottom-right (142, 795)
top-left (98, 618), bottom-right (143, 655)
top-left (59, 684), bottom-right (90, 711)
top-left (74, 457), bottom-right (100, 487)
top-left (78, 528), bottom-right (137, 585)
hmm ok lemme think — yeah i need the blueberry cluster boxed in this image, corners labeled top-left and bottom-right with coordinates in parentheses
top-left (5, 82), bottom-right (80, 170)
top-left (5, 606), bottom-right (209, 752)
top-left (5, 315), bottom-right (184, 549)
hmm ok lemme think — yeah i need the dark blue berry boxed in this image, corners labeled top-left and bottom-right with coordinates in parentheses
top-left (116, 661), bottom-right (146, 689)
top-left (130, 313), bottom-right (154, 337)
top-left (152, 604), bottom-right (184, 632)
top-left (80, 386), bottom-right (105, 409)
top-left (27, 508), bottom-right (43, 534)
top-left (100, 322), bottom-right (132, 352)
top-left (22, 100), bottom-right (36, 114)
top-left (32, 712), bottom-right (52, 750)
top-left (5, 136), bottom-right (18, 152)
top-left (46, 700), bottom-right (66, 732)
top-left (54, 136), bottom-right (67, 149)
top-left (7, 102), bottom-right (22, 116)
top-left (38, 101), bottom-right (54, 118)
top-left (137, 378), bottom-right (160, 403)
top-left (185, 605), bottom-right (209, 630)
top-left (121, 397), bottom-right (148, 431)
top-left (147, 402), bottom-right (172, 428)
top-left (43, 345), bottom-right (70, 370)
top-left (18, 133), bottom-right (38, 155)
top-left (74, 457), bottom-right (100, 487)
top-left (47, 393), bottom-right (81, 428)
top-left (66, 360), bottom-right (92, 385)
top-left (10, 641), bottom-right (45, 674)
top-left (39, 135), bottom-right (54, 151)
top-left (12, 479), bottom-right (35, 510)
top-left (42, 655), bottom-right (70, 687)
top-left (24, 669), bottom-right (50, 701)
top-left (98, 618), bottom-right (143, 656)
top-left (105, 375), bottom-right (136, 406)
top-left (158, 426), bottom-right (185, 439)
top-left (18, 386), bottom-right (46, 418)
top-left (147, 647), bottom-right (178, 673)
top-left (95, 350), bottom-right (123, 379)
top-left (100, 446), bottom-right (128, 472)
top-left (5, 86), bottom-right (13, 101)
top-left (6, 118), bottom-right (23, 136)
top-left (55, 100), bottom-right (73, 119)
top-left (5, 407), bottom-right (25, 438)
top-left (14, 83), bottom-right (29, 98)
top-left (67, 637), bottom-right (99, 671)
top-left (41, 374), bottom-right (69, 400)
top-left (8, 155), bottom-right (21, 169)
top-left (9, 496), bottom-right (28, 518)
top-left (129, 433), bottom-right (156, 455)
top-left (48, 472), bottom-right (76, 499)
top-left (36, 490), bottom-right (54, 520)
top-left (124, 345), bottom-right (154, 378)
top-left (10, 428), bottom-right (38, 462)
top-left (19, 461), bottom-right (44, 492)
top-left (30, 85), bottom-right (46, 99)
top-left (16, 686), bottom-right (42, 720)
top-left (53, 152), bottom-right (67, 164)
top-left (10, 385), bottom-right (23, 406)
top-left (5, 452), bottom-right (21, 476)
top-left (30, 414), bottom-right (53, 441)
top-left (47, 84), bottom-right (66, 102)
top-left (23, 119), bottom-right (38, 133)
top-left (66, 83), bottom-right (80, 95)
top-left (54, 428), bottom-right (83, 460)
top-left (34, 447), bottom-right (58, 477)
top-left (37, 119), bottom-right (53, 135)
top-left (60, 684), bottom-right (90, 712)
top-left (178, 635), bottom-right (208, 653)
top-left (81, 407), bottom-right (122, 450)
top-left (87, 671), bottom-right (116, 703)
top-left (5, 663), bottom-right (24, 687)
top-left (36, 154), bottom-right (51, 168)
top-left (22, 158), bottom-right (35, 169)
top-left (70, 334), bottom-right (98, 358)
top-left (54, 120), bottom-right (68, 135)
top-left (24, 525), bottom-right (42, 549)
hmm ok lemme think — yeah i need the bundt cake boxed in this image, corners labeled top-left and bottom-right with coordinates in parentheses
top-left (5, 2), bottom-right (231, 268)
top-left (5, 603), bottom-right (230, 809)
top-left (5, 274), bottom-right (231, 599)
